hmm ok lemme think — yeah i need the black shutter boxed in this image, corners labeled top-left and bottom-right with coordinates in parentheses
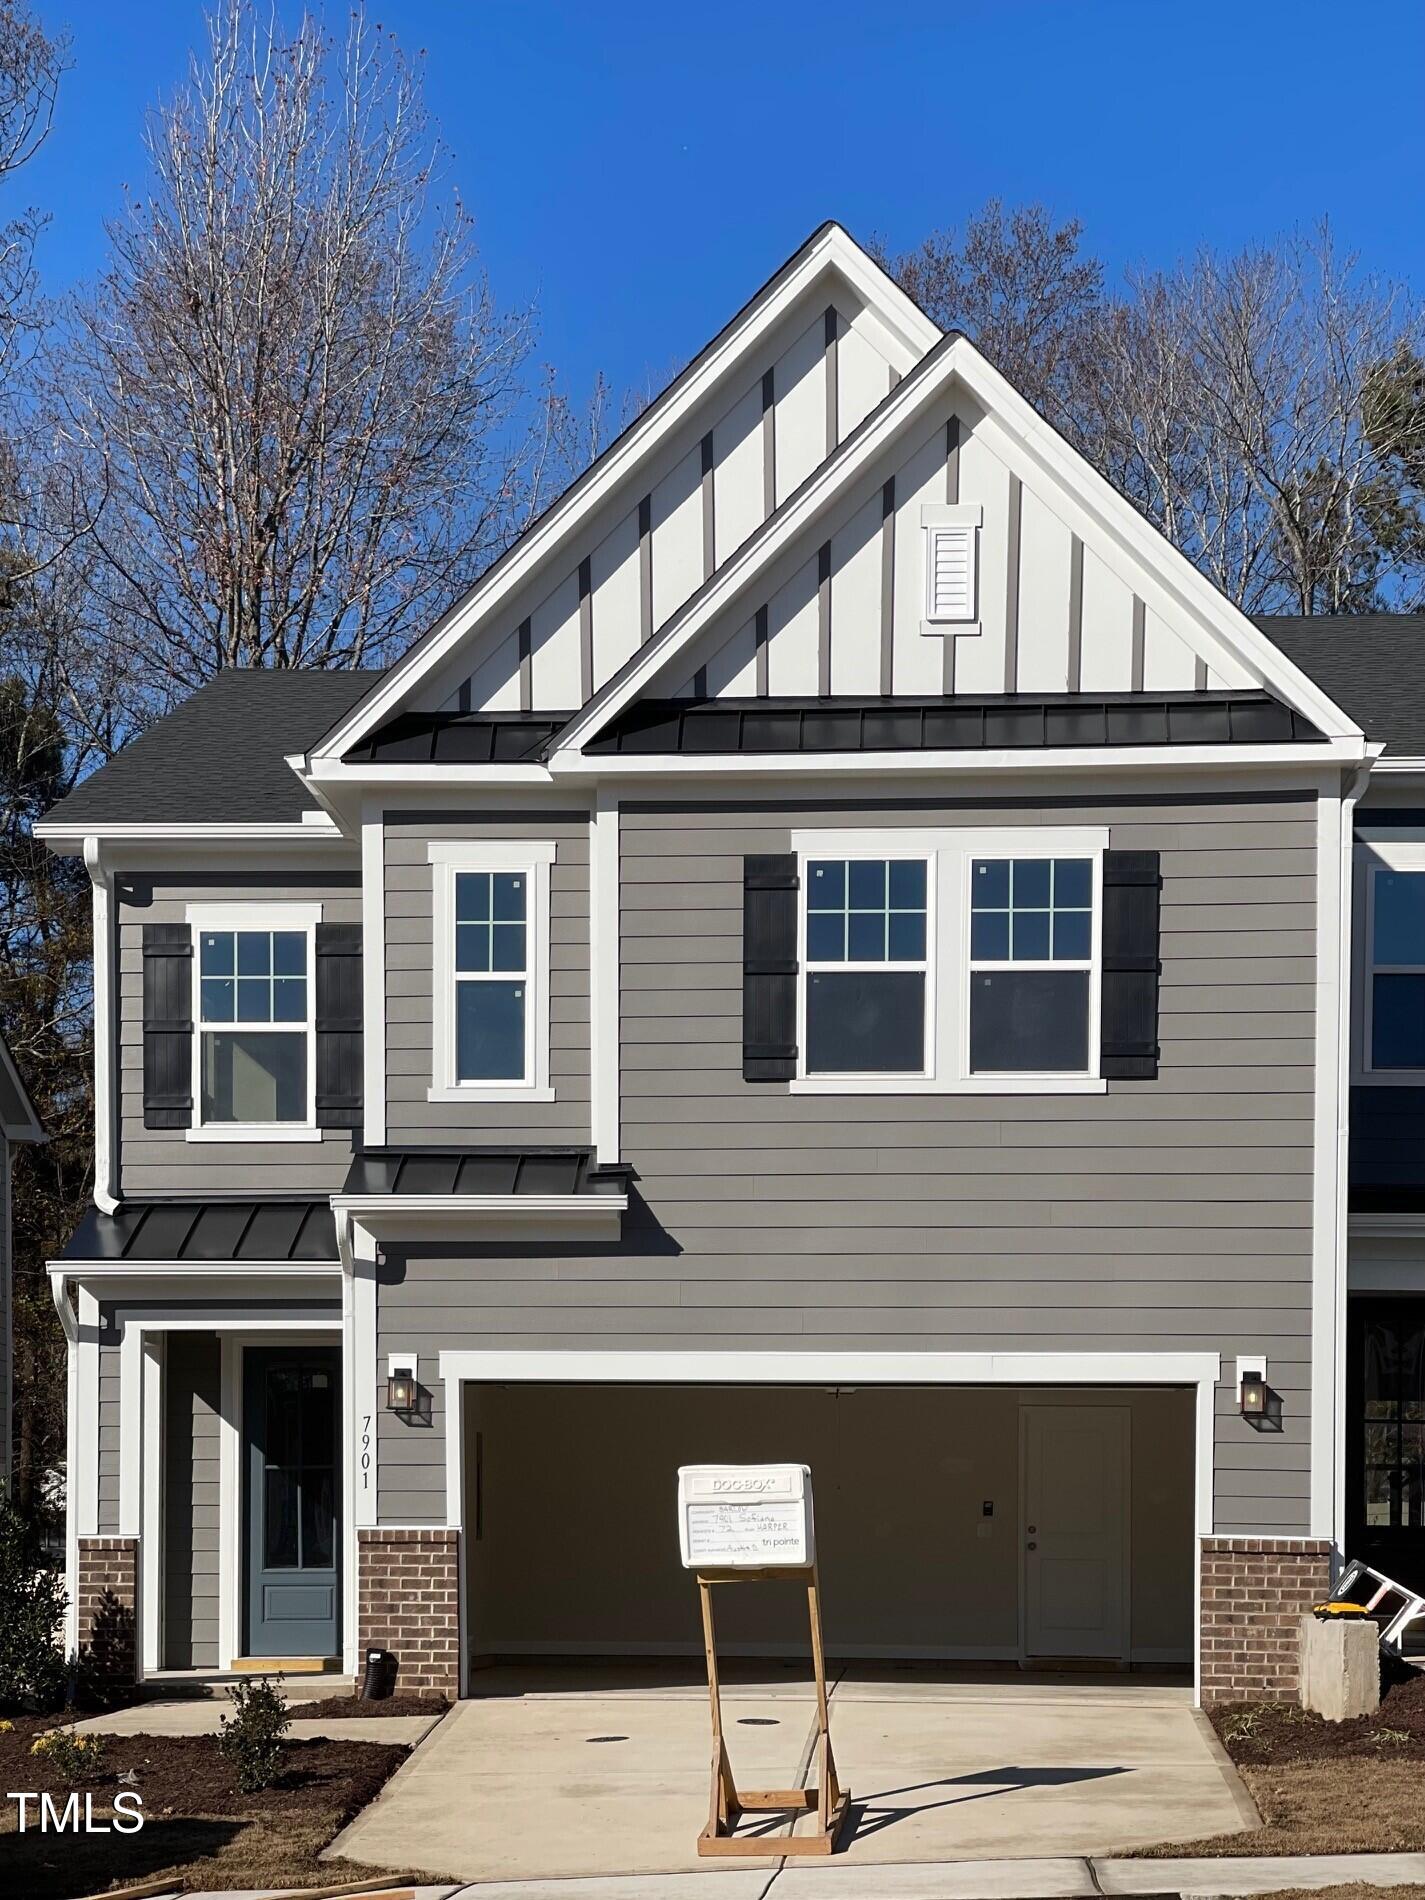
top-left (142, 923), bottom-right (194, 1128)
top-left (315, 923), bottom-right (364, 1128)
top-left (1100, 849), bottom-right (1161, 1080)
top-left (743, 854), bottom-right (799, 1082)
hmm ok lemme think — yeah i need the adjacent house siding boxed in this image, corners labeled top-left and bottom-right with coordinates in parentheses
top-left (116, 869), bottom-right (361, 1195)
top-left (383, 810), bottom-right (591, 1144)
top-left (162, 1333), bottom-right (221, 1669)
top-left (1, 1137), bottom-right (10, 1491)
top-left (374, 782), bottom-right (1319, 1537)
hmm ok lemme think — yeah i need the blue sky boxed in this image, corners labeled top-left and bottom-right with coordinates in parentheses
top-left (17, 0), bottom-right (1425, 406)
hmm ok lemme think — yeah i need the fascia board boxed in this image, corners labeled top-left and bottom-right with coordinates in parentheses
top-left (331, 1193), bottom-right (628, 1218)
top-left (950, 347), bottom-right (1365, 743)
top-left (36, 819), bottom-right (343, 849)
top-left (305, 225), bottom-right (940, 768)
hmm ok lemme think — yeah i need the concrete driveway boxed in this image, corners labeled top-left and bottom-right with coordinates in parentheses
top-left (328, 1665), bottom-right (1256, 1884)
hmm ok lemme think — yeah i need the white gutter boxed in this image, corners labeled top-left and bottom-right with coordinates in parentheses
top-left (82, 839), bottom-right (120, 1215)
top-left (330, 1192), bottom-right (629, 1220)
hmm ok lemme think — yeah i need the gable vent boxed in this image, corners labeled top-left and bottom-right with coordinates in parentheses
top-left (923, 513), bottom-right (980, 624)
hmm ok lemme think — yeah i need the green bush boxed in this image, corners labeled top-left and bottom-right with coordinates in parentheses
top-left (0, 1493), bottom-right (71, 1713)
top-left (217, 1675), bottom-right (291, 1792)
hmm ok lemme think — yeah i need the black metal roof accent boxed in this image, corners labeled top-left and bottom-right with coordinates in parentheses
top-left (583, 690), bottom-right (1323, 756)
top-left (341, 1146), bottom-right (632, 1199)
top-left (1350, 1086), bottom-right (1425, 1214)
top-left (344, 710), bottom-right (573, 767)
top-left (60, 1199), bottom-right (339, 1264)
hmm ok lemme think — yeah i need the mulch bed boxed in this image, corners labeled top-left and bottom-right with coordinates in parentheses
top-left (292, 1691), bottom-right (449, 1720)
top-left (0, 1715), bottom-right (414, 1896)
top-left (1210, 1664), bottom-right (1425, 1765)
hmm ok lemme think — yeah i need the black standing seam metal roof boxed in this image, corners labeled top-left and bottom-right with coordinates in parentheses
top-left (583, 691), bottom-right (1322, 756)
top-left (60, 1199), bottom-right (339, 1264)
top-left (341, 1147), bottom-right (632, 1199)
top-left (343, 711), bottom-right (573, 766)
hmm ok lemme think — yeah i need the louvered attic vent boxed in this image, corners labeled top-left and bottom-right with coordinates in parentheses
top-left (921, 505), bottom-right (982, 625)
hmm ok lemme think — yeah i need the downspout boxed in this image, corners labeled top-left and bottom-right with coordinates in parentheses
top-left (82, 839), bottom-right (120, 1215)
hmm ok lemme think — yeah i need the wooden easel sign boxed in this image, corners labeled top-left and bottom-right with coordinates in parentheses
top-left (677, 1464), bottom-right (849, 1857)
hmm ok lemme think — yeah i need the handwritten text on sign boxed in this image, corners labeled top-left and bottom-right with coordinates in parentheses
top-left (677, 1463), bottom-right (814, 1568)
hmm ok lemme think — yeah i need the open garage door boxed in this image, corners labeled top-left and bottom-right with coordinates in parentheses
top-left (461, 1383), bottom-right (1193, 1669)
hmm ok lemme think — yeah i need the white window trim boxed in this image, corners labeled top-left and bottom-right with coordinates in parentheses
top-left (427, 839), bottom-right (556, 1102)
top-left (184, 901), bottom-right (323, 1141)
top-left (920, 502), bottom-right (983, 635)
top-left (789, 826), bottom-right (1108, 1097)
top-left (1354, 839), bottom-right (1425, 1084)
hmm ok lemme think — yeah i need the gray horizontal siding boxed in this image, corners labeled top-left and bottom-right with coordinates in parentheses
top-left (116, 870), bottom-right (361, 1196)
top-left (97, 1330), bottom-right (121, 1535)
top-left (163, 1333), bottom-right (221, 1669)
top-left (383, 812), bottom-right (591, 1143)
top-left (376, 785), bottom-right (1321, 1540)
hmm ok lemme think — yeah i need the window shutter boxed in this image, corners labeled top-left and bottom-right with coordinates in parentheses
top-left (315, 923), bottom-right (364, 1128)
top-left (1100, 850), bottom-right (1161, 1080)
top-left (743, 855), bottom-right (799, 1082)
top-left (926, 524), bottom-right (976, 621)
top-left (142, 923), bottom-right (194, 1128)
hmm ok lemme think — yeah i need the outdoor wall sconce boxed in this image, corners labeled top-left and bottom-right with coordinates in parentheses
top-left (1238, 1355), bottom-right (1283, 1433)
top-left (386, 1353), bottom-right (420, 1416)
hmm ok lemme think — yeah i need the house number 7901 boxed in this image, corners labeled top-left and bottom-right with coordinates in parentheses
top-left (361, 1414), bottom-right (372, 1489)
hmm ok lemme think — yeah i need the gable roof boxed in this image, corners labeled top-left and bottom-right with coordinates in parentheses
top-left (39, 669), bottom-right (381, 831)
top-left (546, 331), bottom-right (1363, 761)
top-left (0, 1031), bottom-right (43, 1143)
top-left (304, 223), bottom-right (942, 767)
top-left (1254, 615), bottom-right (1425, 757)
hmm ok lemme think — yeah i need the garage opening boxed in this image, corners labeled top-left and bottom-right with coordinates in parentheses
top-left (461, 1383), bottom-right (1194, 1673)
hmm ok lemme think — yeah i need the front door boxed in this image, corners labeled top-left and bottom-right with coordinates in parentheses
top-left (1348, 1299), bottom-right (1425, 1595)
top-left (1022, 1403), bottom-right (1129, 1661)
top-left (244, 1347), bottom-right (340, 1658)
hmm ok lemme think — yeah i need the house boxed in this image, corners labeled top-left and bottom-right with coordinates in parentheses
top-left (34, 223), bottom-right (1424, 1703)
top-left (1, 1029), bottom-right (45, 1492)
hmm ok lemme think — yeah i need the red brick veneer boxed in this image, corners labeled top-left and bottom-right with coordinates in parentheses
top-left (1200, 1535), bottom-right (1332, 1702)
top-left (77, 1535), bottom-right (138, 1682)
top-left (357, 1527), bottom-right (460, 1697)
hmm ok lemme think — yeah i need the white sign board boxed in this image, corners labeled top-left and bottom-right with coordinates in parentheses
top-left (677, 1463), bottom-right (814, 1569)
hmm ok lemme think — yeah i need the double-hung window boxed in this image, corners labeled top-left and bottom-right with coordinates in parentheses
top-left (794, 827), bottom-right (1106, 1093)
top-left (429, 840), bottom-right (555, 1100)
top-left (187, 902), bottom-right (320, 1133)
top-left (1361, 850), bottom-right (1425, 1075)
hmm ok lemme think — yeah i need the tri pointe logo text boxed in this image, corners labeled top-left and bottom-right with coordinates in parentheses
top-left (7, 1790), bottom-right (144, 1832)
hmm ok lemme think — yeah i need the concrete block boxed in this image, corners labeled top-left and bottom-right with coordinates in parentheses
top-left (1298, 1613), bottom-right (1380, 1722)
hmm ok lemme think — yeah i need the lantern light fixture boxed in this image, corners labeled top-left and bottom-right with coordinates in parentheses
top-left (387, 1353), bottom-right (418, 1415)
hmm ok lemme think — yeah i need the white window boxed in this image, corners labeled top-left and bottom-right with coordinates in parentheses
top-left (187, 902), bottom-right (322, 1138)
top-left (1360, 847), bottom-right (1425, 1077)
top-left (428, 840), bottom-right (555, 1101)
top-left (793, 827), bottom-right (1106, 1095)
top-left (921, 504), bottom-right (982, 627)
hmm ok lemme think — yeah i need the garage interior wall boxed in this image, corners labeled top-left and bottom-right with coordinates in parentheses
top-left (461, 1384), bottom-right (1193, 1664)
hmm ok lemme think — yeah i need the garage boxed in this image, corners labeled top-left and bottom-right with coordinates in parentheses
top-left (461, 1383), bottom-right (1195, 1671)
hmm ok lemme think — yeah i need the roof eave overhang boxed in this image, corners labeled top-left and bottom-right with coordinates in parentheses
top-left (37, 817), bottom-right (346, 856)
top-left (331, 1192), bottom-right (628, 1219)
top-left (302, 224), bottom-right (941, 769)
top-left (47, 1259), bottom-right (341, 1280)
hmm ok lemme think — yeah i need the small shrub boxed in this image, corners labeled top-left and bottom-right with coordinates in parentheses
top-left (217, 1675), bottom-right (291, 1792)
top-left (0, 1493), bottom-right (71, 1712)
top-left (1372, 1725), bottom-right (1411, 1746)
top-left (31, 1728), bottom-right (108, 1779)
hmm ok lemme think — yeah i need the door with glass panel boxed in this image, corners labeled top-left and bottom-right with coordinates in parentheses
top-left (1348, 1300), bottom-right (1425, 1595)
top-left (244, 1348), bottom-right (340, 1658)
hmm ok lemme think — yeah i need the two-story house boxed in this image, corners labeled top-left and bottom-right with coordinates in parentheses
top-left (36, 225), bottom-right (1418, 1704)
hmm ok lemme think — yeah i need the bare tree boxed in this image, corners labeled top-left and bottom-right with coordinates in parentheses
top-left (0, 0), bottom-right (65, 377)
top-left (1085, 229), bottom-right (1425, 612)
top-left (54, 1), bottom-right (539, 692)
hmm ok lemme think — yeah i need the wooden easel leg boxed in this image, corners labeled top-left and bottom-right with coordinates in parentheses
top-left (701, 1575), bottom-right (740, 1838)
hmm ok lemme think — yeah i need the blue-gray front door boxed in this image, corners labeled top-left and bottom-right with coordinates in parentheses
top-left (244, 1347), bottom-right (340, 1657)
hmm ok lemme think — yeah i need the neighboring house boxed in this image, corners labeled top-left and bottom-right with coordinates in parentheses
top-left (33, 223), bottom-right (1423, 1704)
top-left (0, 1029), bottom-right (45, 1493)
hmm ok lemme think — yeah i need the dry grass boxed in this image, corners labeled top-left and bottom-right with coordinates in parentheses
top-left (1139, 1761), bottom-right (1425, 1857)
top-left (1255, 1891), bottom-right (1425, 1900)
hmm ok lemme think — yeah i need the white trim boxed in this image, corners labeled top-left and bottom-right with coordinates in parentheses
top-left (76, 1288), bottom-right (100, 1538)
top-left (361, 811), bottom-right (387, 1145)
top-left (428, 841), bottom-right (554, 1098)
top-left (590, 789), bottom-right (620, 1164)
top-left (140, 1337), bottom-right (163, 1676)
top-left (37, 819), bottom-right (344, 848)
top-left (83, 841), bottom-right (119, 1213)
top-left (218, 1338), bottom-right (239, 1670)
top-left (921, 504), bottom-right (982, 627)
top-left (332, 1192), bottom-right (628, 1219)
top-left (118, 1317), bottom-right (142, 1537)
top-left (305, 223), bottom-right (940, 766)
top-left (186, 1125), bottom-right (324, 1144)
top-left (186, 903), bottom-right (322, 1137)
top-left (789, 1075), bottom-right (1108, 1097)
top-left (337, 1211), bottom-right (360, 1673)
top-left (51, 1261), bottom-right (341, 1281)
top-left (1353, 840), bottom-right (1425, 1084)
top-left (58, 1277), bottom-right (79, 1652)
top-left (184, 901), bottom-right (325, 931)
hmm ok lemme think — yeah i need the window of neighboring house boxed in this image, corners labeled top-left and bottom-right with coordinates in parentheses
top-left (428, 840), bottom-right (555, 1100)
top-left (794, 827), bottom-right (1106, 1094)
top-left (189, 906), bottom-right (320, 1130)
top-left (804, 856), bottom-right (931, 1075)
top-left (1368, 866), bottom-right (1425, 1071)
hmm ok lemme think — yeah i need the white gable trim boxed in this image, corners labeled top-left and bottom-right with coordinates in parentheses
top-left (304, 225), bottom-right (940, 767)
top-left (546, 334), bottom-right (1363, 761)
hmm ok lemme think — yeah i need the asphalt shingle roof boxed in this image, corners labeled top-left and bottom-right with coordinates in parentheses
top-left (1254, 614), bottom-right (1425, 756)
top-left (42, 669), bottom-right (383, 827)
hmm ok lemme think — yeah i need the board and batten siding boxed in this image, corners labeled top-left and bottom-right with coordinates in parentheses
top-left (374, 782), bottom-right (1318, 1538)
top-left (383, 811), bottom-right (591, 1144)
top-left (116, 870), bottom-right (361, 1196)
top-left (162, 1333), bottom-right (221, 1668)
